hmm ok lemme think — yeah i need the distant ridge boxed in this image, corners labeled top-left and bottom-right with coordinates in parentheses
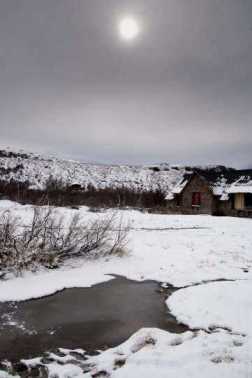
top-left (0, 148), bottom-right (250, 198)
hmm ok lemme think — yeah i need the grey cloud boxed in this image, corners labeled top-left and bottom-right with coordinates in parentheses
top-left (0, 0), bottom-right (251, 167)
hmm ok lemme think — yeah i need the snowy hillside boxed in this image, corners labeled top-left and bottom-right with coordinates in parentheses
top-left (0, 148), bottom-right (242, 200)
top-left (0, 149), bottom-right (189, 196)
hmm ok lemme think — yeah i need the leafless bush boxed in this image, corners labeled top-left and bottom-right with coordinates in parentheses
top-left (0, 207), bottom-right (129, 276)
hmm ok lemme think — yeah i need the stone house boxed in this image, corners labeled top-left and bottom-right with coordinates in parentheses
top-left (166, 173), bottom-right (217, 214)
top-left (166, 169), bottom-right (252, 217)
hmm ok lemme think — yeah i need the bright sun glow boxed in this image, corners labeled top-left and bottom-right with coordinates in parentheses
top-left (119, 17), bottom-right (140, 41)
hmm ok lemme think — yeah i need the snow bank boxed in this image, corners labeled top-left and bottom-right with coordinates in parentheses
top-left (20, 328), bottom-right (249, 378)
top-left (0, 266), bottom-right (114, 302)
top-left (167, 280), bottom-right (252, 336)
top-left (0, 373), bottom-right (18, 378)
top-left (84, 328), bottom-right (251, 378)
top-left (0, 200), bottom-right (18, 209)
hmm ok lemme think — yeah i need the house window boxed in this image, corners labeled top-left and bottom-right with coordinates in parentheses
top-left (192, 192), bottom-right (201, 207)
top-left (245, 193), bottom-right (252, 208)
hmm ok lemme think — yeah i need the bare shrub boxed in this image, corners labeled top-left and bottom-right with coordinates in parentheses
top-left (107, 216), bottom-right (129, 256)
top-left (0, 207), bottom-right (129, 276)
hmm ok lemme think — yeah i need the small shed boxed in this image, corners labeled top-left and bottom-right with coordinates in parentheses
top-left (226, 176), bottom-right (252, 212)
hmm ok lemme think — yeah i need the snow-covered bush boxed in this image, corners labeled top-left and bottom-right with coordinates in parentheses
top-left (0, 207), bottom-right (129, 276)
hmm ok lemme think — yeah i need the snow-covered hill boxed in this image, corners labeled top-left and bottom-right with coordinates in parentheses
top-left (0, 149), bottom-right (189, 196)
top-left (0, 148), bottom-right (242, 199)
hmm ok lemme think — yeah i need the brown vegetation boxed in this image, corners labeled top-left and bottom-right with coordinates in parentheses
top-left (0, 179), bottom-right (166, 210)
top-left (0, 207), bottom-right (129, 276)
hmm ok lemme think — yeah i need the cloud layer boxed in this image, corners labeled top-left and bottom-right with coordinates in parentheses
top-left (0, 0), bottom-right (252, 167)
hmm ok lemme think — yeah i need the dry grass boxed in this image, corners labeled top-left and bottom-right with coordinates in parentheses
top-left (0, 207), bottom-right (129, 276)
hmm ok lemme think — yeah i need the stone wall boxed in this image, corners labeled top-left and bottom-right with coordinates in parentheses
top-left (182, 175), bottom-right (215, 214)
top-left (166, 175), bottom-right (215, 214)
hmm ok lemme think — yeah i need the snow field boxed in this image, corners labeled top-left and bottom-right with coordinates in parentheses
top-left (0, 201), bottom-right (251, 377)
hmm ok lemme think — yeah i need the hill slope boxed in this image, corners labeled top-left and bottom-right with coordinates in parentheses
top-left (0, 149), bottom-right (189, 196)
top-left (0, 149), bottom-right (241, 198)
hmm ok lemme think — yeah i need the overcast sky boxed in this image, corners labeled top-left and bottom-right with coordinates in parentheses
top-left (0, 0), bottom-right (252, 167)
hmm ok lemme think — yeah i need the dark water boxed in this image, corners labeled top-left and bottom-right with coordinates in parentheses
top-left (0, 276), bottom-right (187, 362)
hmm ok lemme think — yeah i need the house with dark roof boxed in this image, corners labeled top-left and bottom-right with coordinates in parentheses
top-left (226, 175), bottom-right (252, 214)
top-left (165, 168), bottom-right (252, 217)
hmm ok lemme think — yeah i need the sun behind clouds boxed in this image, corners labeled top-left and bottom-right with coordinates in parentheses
top-left (118, 16), bottom-right (140, 41)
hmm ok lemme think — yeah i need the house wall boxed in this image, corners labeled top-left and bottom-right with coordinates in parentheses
top-left (182, 175), bottom-right (215, 214)
top-left (216, 193), bottom-right (252, 218)
top-left (166, 175), bottom-right (215, 214)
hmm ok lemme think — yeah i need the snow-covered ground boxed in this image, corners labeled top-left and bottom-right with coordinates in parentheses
top-left (0, 200), bottom-right (251, 300)
top-left (16, 327), bottom-right (251, 378)
top-left (0, 200), bottom-right (251, 377)
top-left (168, 280), bottom-right (252, 335)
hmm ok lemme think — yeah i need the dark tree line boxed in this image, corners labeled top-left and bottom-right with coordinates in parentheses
top-left (0, 179), bottom-right (166, 210)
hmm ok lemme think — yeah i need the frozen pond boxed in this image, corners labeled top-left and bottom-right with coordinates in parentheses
top-left (0, 276), bottom-right (188, 362)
